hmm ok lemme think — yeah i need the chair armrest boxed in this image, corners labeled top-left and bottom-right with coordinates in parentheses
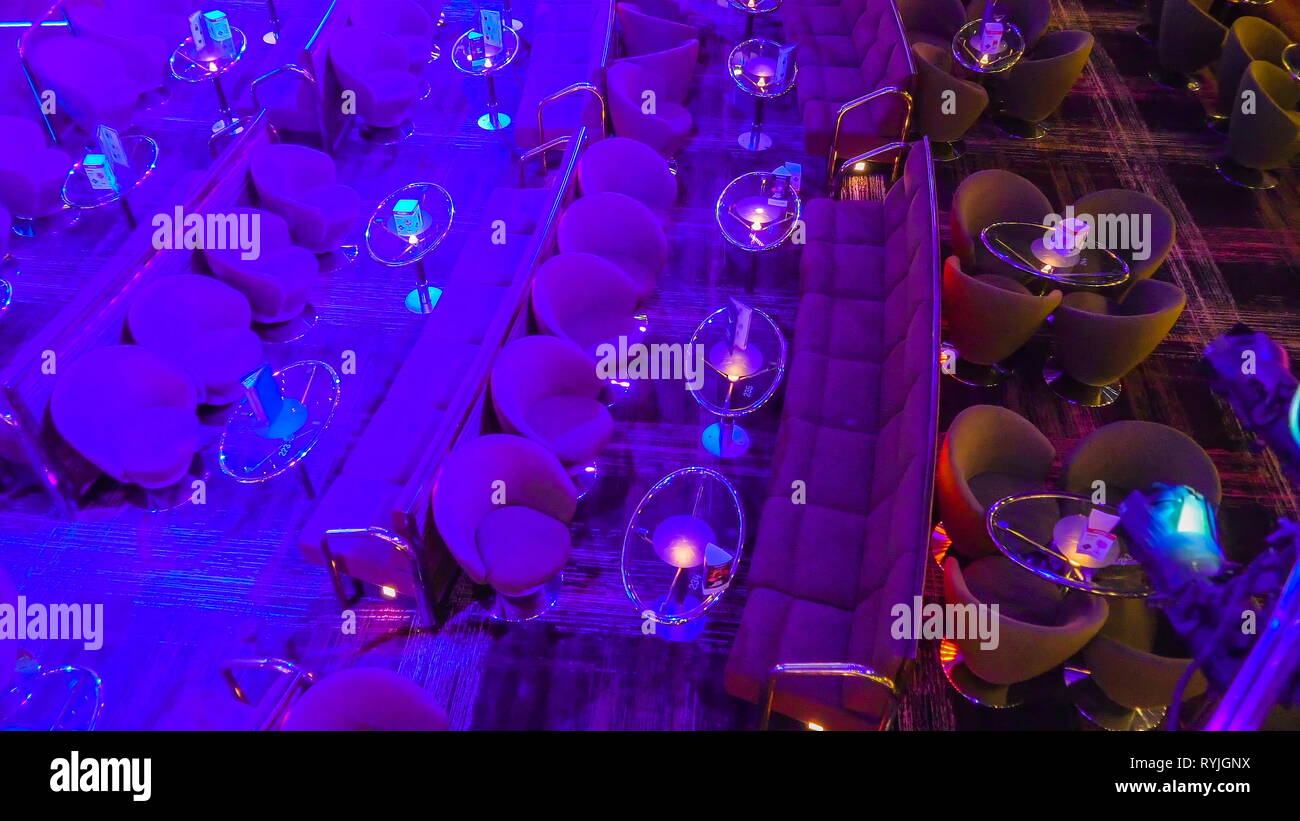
top-left (760, 662), bottom-right (898, 730)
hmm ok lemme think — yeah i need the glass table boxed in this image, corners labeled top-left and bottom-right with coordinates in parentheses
top-left (60, 134), bottom-right (160, 230)
top-left (1284, 43), bottom-right (1300, 83)
top-left (980, 221), bottom-right (1131, 293)
top-left (365, 182), bottom-right (455, 313)
top-left (168, 28), bottom-right (250, 144)
top-left (952, 18), bottom-right (1025, 75)
top-left (715, 169), bottom-right (801, 251)
top-left (985, 492), bottom-right (1155, 598)
top-left (727, 0), bottom-right (781, 39)
top-left (218, 360), bottom-right (341, 488)
top-left (728, 38), bottom-right (797, 152)
top-left (450, 26), bottom-right (522, 131)
top-left (621, 466), bottom-right (745, 641)
top-left (688, 301), bottom-right (787, 458)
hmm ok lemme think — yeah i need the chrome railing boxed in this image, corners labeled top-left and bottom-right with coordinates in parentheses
top-left (827, 86), bottom-right (913, 186)
top-left (760, 663), bottom-right (898, 730)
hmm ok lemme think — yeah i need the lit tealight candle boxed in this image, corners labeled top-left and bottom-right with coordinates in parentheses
top-left (708, 340), bottom-right (765, 381)
top-left (652, 514), bottom-right (716, 569)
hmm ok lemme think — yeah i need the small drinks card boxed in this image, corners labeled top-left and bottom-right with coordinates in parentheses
top-left (978, 21), bottom-right (1005, 56)
top-left (96, 124), bottom-right (129, 169)
top-left (768, 167), bottom-right (790, 209)
top-left (1049, 217), bottom-right (1090, 254)
top-left (204, 10), bottom-right (236, 59)
top-left (775, 45), bottom-right (795, 85)
top-left (731, 297), bottom-right (754, 350)
top-left (481, 9), bottom-right (503, 49)
top-left (82, 154), bottom-right (118, 192)
top-left (703, 543), bottom-right (734, 593)
top-left (467, 31), bottom-right (487, 67)
top-left (188, 11), bottom-right (207, 51)
top-left (242, 365), bottom-right (283, 426)
top-left (391, 198), bottom-right (424, 237)
top-left (779, 161), bottom-right (802, 194)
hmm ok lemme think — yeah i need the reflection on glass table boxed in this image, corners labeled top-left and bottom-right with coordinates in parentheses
top-left (60, 134), bottom-right (160, 229)
top-left (365, 182), bottom-right (455, 313)
top-left (219, 360), bottom-right (341, 487)
top-left (688, 301), bottom-right (787, 458)
top-left (450, 26), bottom-right (522, 131)
top-left (981, 221), bottom-right (1130, 293)
top-left (952, 18), bottom-right (1025, 74)
top-left (168, 27), bottom-right (249, 141)
top-left (986, 491), bottom-right (1156, 597)
top-left (728, 37), bottom-right (797, 151)
top-left (0, 664), bottom-right (103, 730)
top-left (622, 466), bottom-right (745, 641)
top-left (715, 169), bottom-right (801, 252)
top-left (727, 0), bottom-right (781, 39)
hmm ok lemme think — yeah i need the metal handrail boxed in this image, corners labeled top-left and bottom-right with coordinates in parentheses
top-left (760, 663), bottom-right (898, 730)
top-left (831, 140), bottom-right (908, 196)
top-left (250, 63), bottom-right (329, 148)
top-left (827, 86), bottom-right (912, 187)
top-left (517, 134), bottom-right (572, 185)
top-left (320, 526), bottom-right (431, 625)
top-left (220, 658), bottom-right (315, 731)
top-left (536, 82), bottom-right (607, 158)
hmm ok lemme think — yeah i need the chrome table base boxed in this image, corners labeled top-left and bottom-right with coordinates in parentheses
top-left (489, 574), bottom-right (563, 622)
top-left (1215, 157), bottom-right (1279, 190)
top-left (993, 112), bottom-right (1047, 140)
top-left (1064, 666), bottom-right (1165, 731)
top-left (1043, 359), bottom-right (1122, 407)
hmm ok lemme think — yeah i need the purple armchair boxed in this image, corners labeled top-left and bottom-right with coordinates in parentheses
top-left (249, 143), bottom-right (361, 257)
top-left (27, 34), bottom-right (140, 132)
top-left (328, 29), bottom-right (422, 132)
top-left (50, 345), bottom-right (200, 489)
top-left (532, 252), bottom-right (645, 357)
top-left (346, 0), bottom-right (436, 74)
top-left (616, 3), bottom-right (700, 56)
top-left (203, 207), bottom-right (318, 325)
top-left (281, 668), bottom-right (450, 731)
top-left (607, 61), bottom-right (694, 157)
top-left (127, 274), bottom-right (263, 406)
top-left (65, 0), bottom-right (174, 98)
top-left (491, 335), bottom-right (614, 480)
top-left (610, 38), bottom-right (700, 106)
top-left (577, 137), bottom-right (677, 211)
top-left (432, 434), bottom-right (578, 620)
top-left (0, 116), bottom-right (70, 223)
top-left (557, 192), bottom-right (666, 298)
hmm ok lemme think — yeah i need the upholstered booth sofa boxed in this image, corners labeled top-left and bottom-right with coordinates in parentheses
top-left (725, 140), bottom-right (940, 729)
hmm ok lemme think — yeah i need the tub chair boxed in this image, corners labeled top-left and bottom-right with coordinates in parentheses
top-left (950, 169), bottom-right (1053, 280)
top-left (491, 335), bottom-right (614, 492)
top-left (249, 143), bottom-right (361, 258)
top-left (1079, 598), bottom-right (1207, 729)
top-left (203, 207), bottom-right (318, 326)
top-left (432, 434), bottom-right (578, 620)
top-left (607, 61), bottom-right (694, 157)
top-left (611, 38), bottom-right (700, 106)
top-left (911, 42), bottom-right (987, 160)
top-left (328, 28), bottom-right (422, 135)
top-left (941, 256), bottom-right (1060, 386)
top-left (0, 115), bottom-right (69, 226)
top-left (1217, 60), bottom-right (1300, 190)
top-left (1046, 279), bottom-right (1186, 406)
top-left (944, 555), bottom-right (1108, 703)
top-left (127, 274), bottom-right (263, 406)
top-left (937, 405), bottom-right (1057, 558)
top-left (784, 0), bottom-right (869, 39)
top-left (1071, 189), bottom-right (1175, 292)
top-left (577, 137), bottom-right (677, 211)
top-left (50, 344), bottom-right (201, 489)
top-left (557, 192), bottom-right (667, 298)
top-left (616, 3), bottom-right (700, 56)
top-left (1210, 16), bottom-right (1291, 131)
top-left (531, 252), bottom-right (646, 357)
top-left (281, 667), bottom-right (449, 731)
top-left (346, 0), bottom-right (436, 75)
top-left (1151, 0), bottom-right (1226, 91)
top-left (989, 30), bottom-right (1094, 139)
top-left (26, 34), bottom-right (140, 132)
top-left (65, 0), bottom-right (174, 99)
top-left (1062, 420), bottom-right (1221, 506)
top-left (897, 0), bottom-right (966, 49)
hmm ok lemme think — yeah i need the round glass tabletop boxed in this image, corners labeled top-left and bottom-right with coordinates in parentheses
top-left (622, 466), bottom-right (746, 633)
top-left (981, 221), bottom-right (1130, 288)
top-left (986, 492), bottom-right (1155, 597)
top-left (61, 134), bottom-right (159, 209)
top-left (365, 182), bottom-right (455, 267)
top-left (952, 19), bottom-right (1025, 74)
top-left (219, 360), bottom-right (341, 483)
top-left (1283, 43), bottom-right (1300, 83)
top-left (715, 170), bottom-right (801, 252)
top-left (728, 37), bottom-right (796, 98)
top-left (688, 303), bottom-right (787, 418)
top-left (450, 26), bottom-right (522, 76)
top-left (169, 29), bottom-right (248, 82)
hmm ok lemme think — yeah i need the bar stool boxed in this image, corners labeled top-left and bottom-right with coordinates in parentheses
top-left (1150, 0), bottom-right (1226, 91)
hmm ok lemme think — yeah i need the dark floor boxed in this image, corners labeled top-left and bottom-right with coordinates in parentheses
top-left (0, 0), bottom-right (1297, 731)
